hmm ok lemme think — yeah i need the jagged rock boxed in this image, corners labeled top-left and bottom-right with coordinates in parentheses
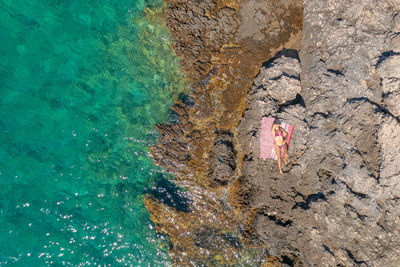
top-left (165, 0), bottom-right (236, 78)
top-left (254, 52), bottom-right (301, 104)
top-left (147, 0), bottom-right (303, 265)
top-left (238, 1), bottom-right (400, 266)
top-left (238, 50), bottom-right (310, 263)
top-left (376, 53), bottom-right (400, 117)
top-left (149, 0), bottom-right (400, 265)
top-left (210, 131), bottom-right (236, 185)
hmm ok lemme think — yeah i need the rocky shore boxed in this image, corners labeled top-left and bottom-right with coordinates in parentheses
top-left (146, 0), bottom-right (400, 265)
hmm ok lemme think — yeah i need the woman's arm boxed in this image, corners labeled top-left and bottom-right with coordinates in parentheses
top-left (280, 127), bottom-right (288, 143)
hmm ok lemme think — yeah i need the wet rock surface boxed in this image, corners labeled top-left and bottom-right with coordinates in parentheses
top-left (147, 0), bottom-right (302, 265)
top-left (237, 0), bottom-right (400, 265)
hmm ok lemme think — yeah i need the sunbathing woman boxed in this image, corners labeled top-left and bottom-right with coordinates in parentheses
top-left (271, 120), bottom-right (288, 174)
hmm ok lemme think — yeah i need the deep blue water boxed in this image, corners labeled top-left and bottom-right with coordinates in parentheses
top-left (0, 0), bottom-right (187, 265)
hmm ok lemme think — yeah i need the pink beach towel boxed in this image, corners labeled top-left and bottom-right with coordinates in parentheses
top-left (260, 117), bottom-right (294, 160)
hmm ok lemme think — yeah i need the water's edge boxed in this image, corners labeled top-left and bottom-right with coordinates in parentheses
top-left (146, 0), bottom-right (302, 265)
top-left (0, 1), bottom-right (187, 265)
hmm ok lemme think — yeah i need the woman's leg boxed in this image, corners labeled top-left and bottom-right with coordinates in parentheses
top-left (282, 144), bottom-right (289, 165)
top-left (273, 144), bottom-right (283, 174)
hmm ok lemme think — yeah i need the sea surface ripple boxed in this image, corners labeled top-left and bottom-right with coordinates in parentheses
top-left (0, 0), bottom-right (186, 265)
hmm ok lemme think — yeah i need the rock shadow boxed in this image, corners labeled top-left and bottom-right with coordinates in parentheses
top-left (262, 48), bottom-right (301, 69)
top-left (148, 174), bottom-right (192, 213)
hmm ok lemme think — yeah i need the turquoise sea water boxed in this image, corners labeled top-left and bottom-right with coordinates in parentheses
top-left (0, 0), bottom-right (187, 265)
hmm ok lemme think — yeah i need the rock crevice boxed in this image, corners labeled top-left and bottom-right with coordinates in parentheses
top-left (236, 0), bottom-right (400, 265)
top-left (146, 0), bottom-right (303, 265)
top-left (146, 0), bottom-right (400, 265)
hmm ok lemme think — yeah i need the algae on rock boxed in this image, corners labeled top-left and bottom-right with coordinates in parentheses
top-left (147, 0), bottom-right (302, 265)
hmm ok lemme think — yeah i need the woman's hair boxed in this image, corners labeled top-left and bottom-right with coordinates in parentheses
top-left (273, 119), bottom-right (281, 125)
top-left (271, 119), bottom-right (281, 130)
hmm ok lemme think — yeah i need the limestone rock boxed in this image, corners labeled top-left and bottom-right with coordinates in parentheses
top-left (150, 0), bottom-right (400, 265)
top-left (148, 0), bottom-right (303, 265)
top-left (237, 0), bottom-right (400, 266)
top-left (165, 0), bottom-right (236, 78)
top-left (376, 53), bottom-right (400, 117)
top-left (254, 52), bottom-right (301, 104)
top-left (210, 131), bottom-right (237, 186)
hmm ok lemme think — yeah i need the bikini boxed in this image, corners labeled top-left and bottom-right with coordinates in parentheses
top-left (274, 130), bottom-right (286, 149)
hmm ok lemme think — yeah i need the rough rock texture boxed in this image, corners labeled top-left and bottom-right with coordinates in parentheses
top-left (210, 130), bottom-right (237, 186)
top-left (165, 0), bottom-right (236, 78)
top-left (147, 0), bottom-right (400, 265)
top-left (146, 0), bottom-right (303, 265)
top-left (237, 0), bottom-right (400, 266)
top-left (255, 51), bottom-right (301, 104)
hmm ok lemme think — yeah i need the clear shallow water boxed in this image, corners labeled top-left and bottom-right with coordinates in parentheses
top-left (0, 0), bottom-right (187, 265)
